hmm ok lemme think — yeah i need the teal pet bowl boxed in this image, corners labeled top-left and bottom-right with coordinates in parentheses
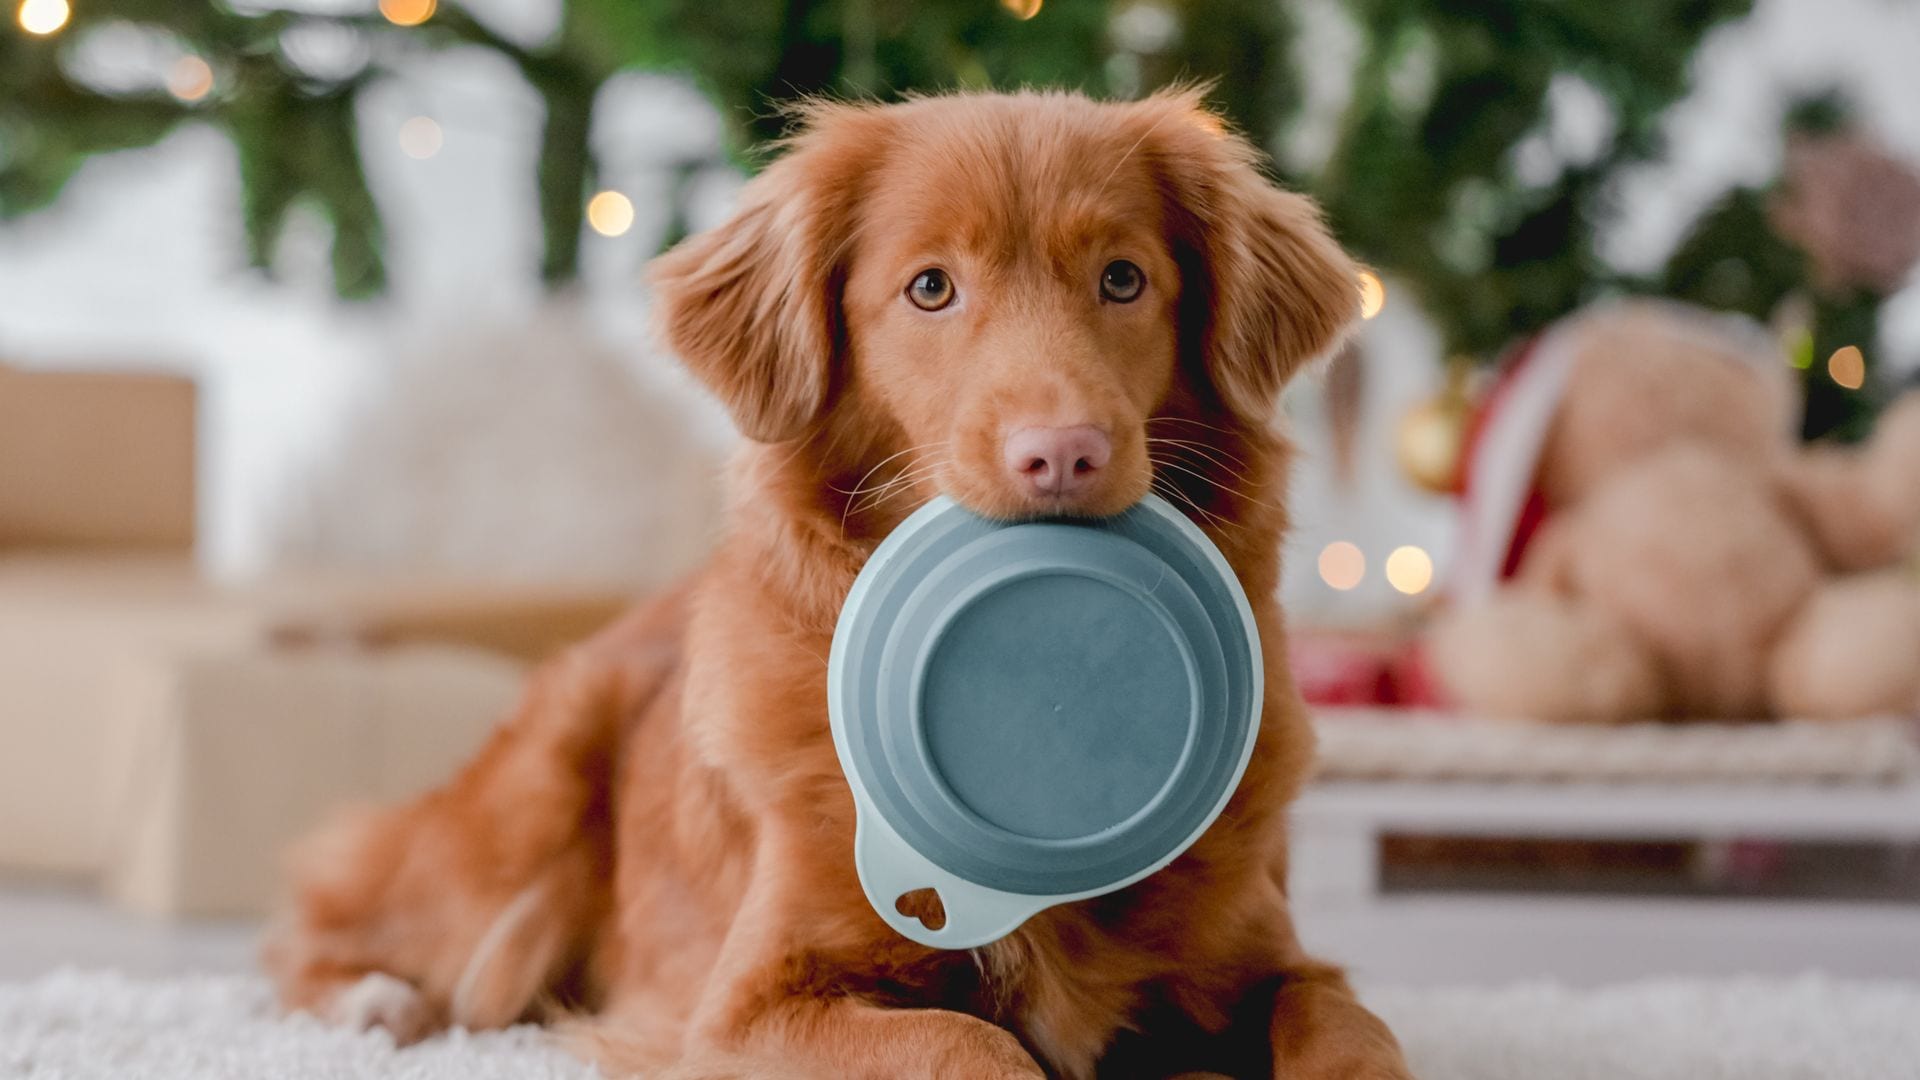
top-left (828, 494), bottom-right (1262, 949)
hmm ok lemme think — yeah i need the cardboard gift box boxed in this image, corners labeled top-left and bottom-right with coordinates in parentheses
top-left (1, 363), bottom-right (215, 877)
top-left (0, 553), bottom-right (623, 909)
top-left (101, 643), bottom-right (525, 917)
top-left (0, 363), bottom-right (630, 915)
top-left (0, 554), bottom-right (267, 877)
top-left (0, 363), bottom-right (197, 550)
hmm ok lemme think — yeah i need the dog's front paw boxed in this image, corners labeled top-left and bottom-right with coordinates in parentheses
top-left (327, 972), bottom-right (440, 1045)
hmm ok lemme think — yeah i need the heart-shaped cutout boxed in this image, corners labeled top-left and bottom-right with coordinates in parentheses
top-left (894, 888), bottom-right (947, 931)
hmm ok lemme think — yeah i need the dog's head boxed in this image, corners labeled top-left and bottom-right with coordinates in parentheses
top-left (652, 90), bottom-right (1357, 522)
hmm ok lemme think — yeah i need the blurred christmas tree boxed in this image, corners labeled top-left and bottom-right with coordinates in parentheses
top-left (15, 0), bottom-right (1912, 428)
top-left (1659, 95), bottom-right (1920, 439)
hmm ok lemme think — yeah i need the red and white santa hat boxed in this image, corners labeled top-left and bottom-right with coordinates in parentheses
top-left (1448, 328), bottom-right (1582, 605)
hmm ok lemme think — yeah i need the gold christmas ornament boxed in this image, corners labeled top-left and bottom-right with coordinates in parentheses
top-left (1397, 359), bottom-right (1475, 495)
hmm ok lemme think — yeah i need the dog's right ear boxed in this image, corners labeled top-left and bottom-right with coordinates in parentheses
top-left (648, 106), bottom-right (876, 443)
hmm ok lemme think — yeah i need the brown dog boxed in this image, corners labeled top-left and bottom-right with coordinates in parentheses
top-left (264, 89), bottom-right (1410, 1079)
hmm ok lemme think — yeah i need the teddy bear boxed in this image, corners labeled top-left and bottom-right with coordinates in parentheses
top-left (1426, 300), bottom-right (1920, 723)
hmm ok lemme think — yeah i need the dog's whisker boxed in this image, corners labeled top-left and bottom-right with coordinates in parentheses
top-left (836, 443), bottom-right (950, 531)
top-left (848, 475), bottom-right (909, 525)
top-left (851, 467), bottom-right (929, 516)
top-left (1143, 434), bottom-right (1248, 467)
top-left (1148, 450), bottom-right (1267, 500)
top-left (848, 457), bottom-right (947, 521)
top-left (1147, 462), bottom-right (1238, 529)
top-left (853, 457), bottom-right (943, 505)
top-left (1151, 475), bottom-right (1238, 535)
top-left (1148, 447), bottom-right (1257, 494)
top-left (852, 481), bottom-right (933, 523)
top-left (1151, 457), bottom-right (1282, 515)
top-left (844, 470), bottom-right (906, 529)
top-left (831, 442), bottom-right (947, 499)
top-left (1148, 454), bottom-right (1264, 528)
top-left (875, 459), bottom-right (947, 499)
top-left (1145, 437), bottom-right (1257, 483)
top-left (1146, 415), bottom-right (1248, 440)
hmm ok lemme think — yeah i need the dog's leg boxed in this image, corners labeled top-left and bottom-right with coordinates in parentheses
top-left (265, 589), bottom-right (689, 1040)
top-left (580, 977), bottom-right (1040, 1080)
top-left (612, 852), bottom-right (1045, 1080)
top-left (684, 998), bottom-right (1043, 1080)
top-left (1265, 959), bottom-right (1410, 1080)
top-left (1172, 876), bottom-right (1409, 1079)
top-left (262, 655), bottom-right (619, 1039)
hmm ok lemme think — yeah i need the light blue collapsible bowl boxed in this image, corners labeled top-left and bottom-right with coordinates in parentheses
top-left (828, 493), bottom-right (1263, 949)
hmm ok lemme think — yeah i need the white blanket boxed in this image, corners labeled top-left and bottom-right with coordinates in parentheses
top-left (4, 969), bottom-right (1916, 1079)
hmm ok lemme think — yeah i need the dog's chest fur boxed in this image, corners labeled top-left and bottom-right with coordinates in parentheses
top-left (970, 927), bottom-right (1142, 1078)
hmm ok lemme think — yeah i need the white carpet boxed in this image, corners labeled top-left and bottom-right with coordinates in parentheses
top-left (1365, 977), bottom-right (1920, 1080)
top-left (3, 969), bottom-right (1918, 1079)
top-left (0, 971), bottom-right (591, 1080)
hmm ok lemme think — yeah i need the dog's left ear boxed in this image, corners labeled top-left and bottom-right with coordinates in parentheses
top-left (648, 106), bottom-right (875, 443)
top-left (1145, 95), bottom-right (1361, 424)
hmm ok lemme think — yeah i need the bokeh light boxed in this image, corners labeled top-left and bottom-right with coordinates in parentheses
top-left (1357, 270), bottom-right (1386, 320)
top-left (1001, 0), bottom-right (1042, 19)
top-left (166, 57), bottom-right (214, 103)
top-left (398, 116), bottom-right (442, 160)
top-left (586, 191), bottom-right (635, 237)
top-left (1827, 345), bottom-right (1866, 390)
top-left (17, 0), bottom-right (69, 35)
top-left (1318, 541), bottom-right (1366, 592)
top-left (1385, 545), bottom-right (1434, 595)
top-left (378, 0), bottom-right (435, 27)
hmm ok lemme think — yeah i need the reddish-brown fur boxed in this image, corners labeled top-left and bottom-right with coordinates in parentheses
top-left (265, 89), bottom-right (1410, 1079)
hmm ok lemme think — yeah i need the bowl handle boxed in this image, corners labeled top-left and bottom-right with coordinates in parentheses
top-left (852, 809), bottom-right (1056, 949)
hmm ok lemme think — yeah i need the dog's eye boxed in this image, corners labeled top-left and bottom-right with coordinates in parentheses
top-left (907, 268), bottom-right (955, 311)
top-left (1100, 260), bottom-right (1144, 303)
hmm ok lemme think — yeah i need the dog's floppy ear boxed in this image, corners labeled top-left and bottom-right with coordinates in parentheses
top-left (648, 107), bottom-right (874, 443)
top-left (1145, 93), bottom-right (1360, 424)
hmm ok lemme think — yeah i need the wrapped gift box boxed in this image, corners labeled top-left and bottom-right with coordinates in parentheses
top-left (101, 643), bottom-right (524, 917)
top-left (0, 550), bottom-right (627, 913)
top-left (0, 363), bottom-right (196, 550)
top-left (0, 554), bottom-right (268, 877)
top-left (0, 362), bottom-right (629, 915)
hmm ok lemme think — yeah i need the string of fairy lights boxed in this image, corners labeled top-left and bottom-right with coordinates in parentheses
top-left (1323, 273), bottom-right (1438, 598)
top-left (13, 0), bottom-right (639, 237)
top-left (17, 0), bottom-right (69, 36)
top-left (1319, 540), bottom-right (1435, 596)
top-left (1825, 344), bottom-right (1867, 391)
